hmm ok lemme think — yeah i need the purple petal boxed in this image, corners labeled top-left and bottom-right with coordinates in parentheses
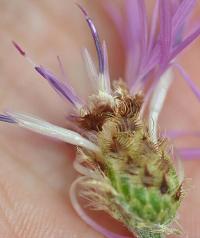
top-left (140, 45), bottom-right (161, 79)
top-left (123, 0), bottom-right (149, 85)
top-left (125, 0), bottom-right (148, 65)
top-left (147, 0), bottom-right (159, 55)
top-left (137, 0), bottom-right (148, 72)
top-left (174, 63), bottom-right (200, 101)
top-left (172, 0), bottom-right (196, 38)
top-left (0, 114), bottom-right (16, 124)
top-left (178, 148), bottom-right (200, 159)
top-left (77, 4), bottom-right (104, 74)
top-left (170, 0), bottom-right (181, 12)
top-left (159, 0), bottom-right (172, 66)
top-left (35, 66), bottom-right (82, 108)
top-left (12, 41), bottom-right (26, 56)
top-left (126, 0), bottom-right (147, 44)
top-left (126, 50), bottom-right (138, 86)
top-left (135, 0), bottom-right (148, 54)
top-left (170, 26), bottom-right (200, 60)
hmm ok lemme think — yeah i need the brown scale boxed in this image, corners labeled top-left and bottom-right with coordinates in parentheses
top-left (174, 183), bottom-right (183, 201)
top-left (132, 94), bottom-right (144, 115)
top-left (158, 157), bottom-right (170, 174)
top-left (88, 149), bottom-right (106, 169)
top-left (110, 135), bottom-right (121, 153)
top-left (142, 165), bottom-right (154, 187)
top-left (114, 94), bottom-right (143, 118)
top-left (123, 156), bottom-right (140, 176)
top-left (109, 109), bottom-right (142, 135)
top-left (74, 104), bottom-right (114, 131)
top-left (80, 160), bottom-right (97, 171)
top-left (157, 137), bottom-right (168, 149)
top-left (118, 117), bottom-right (142, 133)
top-left (124, 166), bottom-right (140, 176)
top-left (140, 133), bottom-right (159, 155)
top-left (160, 175), bottom-right (169, 194)
top-left (85, 159), bottom-right (106, 173)
top-left (109, 133), bottom-right (134, 156)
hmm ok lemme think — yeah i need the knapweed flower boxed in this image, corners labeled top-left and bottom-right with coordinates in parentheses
top-left (1, 1), bottom-right (200, 238)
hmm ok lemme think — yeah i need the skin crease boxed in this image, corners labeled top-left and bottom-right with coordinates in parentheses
top-left (0, 0), bottom-right (200, 237)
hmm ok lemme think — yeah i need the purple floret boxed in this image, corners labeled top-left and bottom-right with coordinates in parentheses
top-left (77, 4), bottom-right (104, 75)
top-left (35, 66), bottom-right (82, 108)
top-left (105, 0), bottom-right (200, 91)
top-left (0, 114), bottom-right (16, 124)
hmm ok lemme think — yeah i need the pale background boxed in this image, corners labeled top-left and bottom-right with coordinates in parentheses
top-left (0, 0), bottom-right (200, 237)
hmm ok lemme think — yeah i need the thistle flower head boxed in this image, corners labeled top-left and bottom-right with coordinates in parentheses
top-left (70, 81), bottom-right (182, 238)
top-left (1, 1), bottom-right (200, 238)
top-left (106, 0), bottom-right (200, 94)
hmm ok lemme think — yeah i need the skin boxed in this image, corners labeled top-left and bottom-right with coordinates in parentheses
top-left (0, 0), bottom-right (200, 237)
